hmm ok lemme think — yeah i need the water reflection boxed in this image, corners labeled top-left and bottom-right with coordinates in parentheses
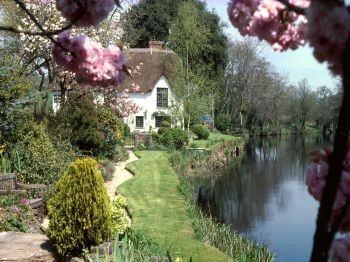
top-left (199, 136), bottom-right (331, 262)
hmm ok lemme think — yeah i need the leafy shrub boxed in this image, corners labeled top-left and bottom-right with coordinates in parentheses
top-left (157, 127), bottom-right (167, 135)
top-left (47, 158), bottom-right (112, 255)
top-left (9, 123), bottom-right (68, 185)
top-left (215, 114), bottom-right (231, 132)
top-left (123, 123), bottom-right (131, 138)
top-left (49, 94), bottom-right (124, 159)
top-left (114, 145), bottom-right (129, 162)
top-left (160, 121), bottom-right (171, 128)
top-left (137, 143), bottom-right (147, 151)
top-left (153, 128), bottom-right (188, 150)
top-left (192, 124), bottom-right (210, 140)
top-left (99, 160), bottom-right (116, 182)
top-left (158, 121), bottom-right (171, 135)
top-left (0, 195), bottom-right (38, 233)
top-left (111, 195), bottom-right (130, 236)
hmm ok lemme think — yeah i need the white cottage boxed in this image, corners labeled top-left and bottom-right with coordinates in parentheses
top-left (118, 41), bottom-right (184, 132)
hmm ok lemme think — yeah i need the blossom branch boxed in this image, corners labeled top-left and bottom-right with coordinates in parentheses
top-left (0, 25), bottom-right (53, 36)
top-left (277, 0), bottom-right (306, 15)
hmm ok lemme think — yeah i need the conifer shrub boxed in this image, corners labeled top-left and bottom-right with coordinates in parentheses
top-left (192, 124), bottom-right (210, 139)
top-left (47, 158), bottom-right (112, 255)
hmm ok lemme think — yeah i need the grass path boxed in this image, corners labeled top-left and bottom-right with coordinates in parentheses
top-left (118, 151), bottom-right (231, 261)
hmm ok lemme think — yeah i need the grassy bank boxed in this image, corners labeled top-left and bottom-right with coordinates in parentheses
top-left (179, 177), bottom-right (274, 262)
top-left (189, 133), bottom-right (241, 151)
top-left (118, 151), bottom-right (231, 261)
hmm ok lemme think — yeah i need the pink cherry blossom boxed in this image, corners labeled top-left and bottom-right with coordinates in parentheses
top-left (227, 0), bottom-right (309, 51)
top-left (52, 30), bottom-right (126, 87)
top-left (306, 147), bottom-right (350, 232)
top-left (131, 83), bottom-right (141, 92)
top-left (306, 3), bottom-right (350, 75)
top-left (330, 237), bottom-right (350, 262)
top-left (56, 0), bottom-right (115, 27)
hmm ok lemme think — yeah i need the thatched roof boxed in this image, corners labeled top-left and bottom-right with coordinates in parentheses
top-left (117, 48), bottom-right (182, 93)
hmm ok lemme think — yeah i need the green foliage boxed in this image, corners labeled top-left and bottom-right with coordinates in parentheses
top-left (9, 123), bottom-right (69, 185)
top-left (192, 124), bottom-right (210, 139)
top-left (0, 195), bottom-right (37, 233)
top-left (98, 160), bottom-right (116, 182)
top-left (47, 158), bottom-right (112, 255)
top-left (215, 114), bottom-right (231, 132)
top-left (121, 0), bottom-right (186, 47)
top-left (160, 120), bottom-right (171, 128)
top-left (86, 230), bottom-right (171, 262)
top-left (113, 145), bottom-right (129, 162)
top-left (169, 1), bottom-right (227, 80)
top-left (49, 94), bottom-right (124, 159)
top-left (158, 121), bottom-right (171, 135)
top-left (153, 128), bottom-right (188, 150)
top-left (111, 195), bottom-right (129, 236)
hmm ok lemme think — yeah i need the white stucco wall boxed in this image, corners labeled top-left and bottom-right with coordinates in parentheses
top-left (124, 75), bottom-right (183, 132)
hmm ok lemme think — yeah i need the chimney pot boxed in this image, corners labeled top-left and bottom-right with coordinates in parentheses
top-left (149, 41), bottom-right (164, 50)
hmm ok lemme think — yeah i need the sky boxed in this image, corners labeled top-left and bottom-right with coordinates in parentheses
top-left (204, 0), bottom-right (336, 90)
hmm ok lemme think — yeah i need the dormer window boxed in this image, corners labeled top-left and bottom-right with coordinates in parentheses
top-left (156, 88), bottom-right (168, 108)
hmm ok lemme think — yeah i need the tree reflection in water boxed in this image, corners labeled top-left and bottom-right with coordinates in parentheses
top-left (198, 135), bottom-right (332, 236)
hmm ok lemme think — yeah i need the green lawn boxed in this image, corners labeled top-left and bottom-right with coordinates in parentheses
top-left (118, 151), bottom-right (231, 261)
top-left (189, 133), bottom-right (241, 151)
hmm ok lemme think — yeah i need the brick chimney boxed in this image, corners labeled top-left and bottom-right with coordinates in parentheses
top-left (149, 41), bottom-right (164, 50)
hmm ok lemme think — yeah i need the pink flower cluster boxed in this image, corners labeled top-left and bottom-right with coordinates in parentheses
top-left (117, 86), bottom-right (141, 117)
top-left (52, 31), bottom-right (126, 87)
top-left (330, 237), bottom-right (350, 262)
top-left (306, 148), bottom-right (350, 232)
top-left (227, 0), bottom-right (309, 51)
top-left (307, 3), bottom-right (350, 75)
top-left (56, 0), bottom-right (115, 27)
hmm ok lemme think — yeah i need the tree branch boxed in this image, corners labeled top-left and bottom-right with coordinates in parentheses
top-left (277, 0), bottom-right (306, 15)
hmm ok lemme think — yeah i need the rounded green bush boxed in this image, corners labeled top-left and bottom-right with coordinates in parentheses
top-left (215, 114), bottom-right (231, 132)
top-left (159, 128), bottom-right (188, 149)
top-left (47, 158), bottom-right (112, 255)
top-left (192, 124), bottom-right (210, 140)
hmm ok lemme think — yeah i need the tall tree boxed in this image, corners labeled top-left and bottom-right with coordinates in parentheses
top-left (121, 0), bottom-right (186, 47)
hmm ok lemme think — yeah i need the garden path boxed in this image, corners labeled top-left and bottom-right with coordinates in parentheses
top-left (105, 150), bottom-right (138, 200)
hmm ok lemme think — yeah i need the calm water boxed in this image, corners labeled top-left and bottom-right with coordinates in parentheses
top-left (198, 136), bottom-right (331, 262)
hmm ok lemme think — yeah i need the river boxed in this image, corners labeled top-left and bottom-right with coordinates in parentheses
top-left (198, 136), bottom-right (331, 262)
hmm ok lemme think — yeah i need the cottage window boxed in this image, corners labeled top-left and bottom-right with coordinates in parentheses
top-left (156, 88), bottom-right (168, 108)
top-left (135, 116), bottom-right (144, 128)
top-left (53, 94), bottom-right (61, 104)
top-left (155, 116), bottom-right (165, 128)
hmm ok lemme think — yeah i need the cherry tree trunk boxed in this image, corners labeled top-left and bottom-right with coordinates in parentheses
top-left (310, 40), bottom-right (350, 261)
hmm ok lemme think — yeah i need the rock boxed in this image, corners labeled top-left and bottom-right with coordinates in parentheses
top-left (0, 231), bottom-right (59, 261)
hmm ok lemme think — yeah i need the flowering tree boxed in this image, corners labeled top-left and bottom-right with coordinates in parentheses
top-left (228, 0), bottom-right (350, 261)
top-left (0, 0), bottom-right (140, 117)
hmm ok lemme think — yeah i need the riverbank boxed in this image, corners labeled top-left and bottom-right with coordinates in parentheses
top-left (171, 134), bottom-right (274, 261)
top-left (118, 151), bottom-right (232, 261)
